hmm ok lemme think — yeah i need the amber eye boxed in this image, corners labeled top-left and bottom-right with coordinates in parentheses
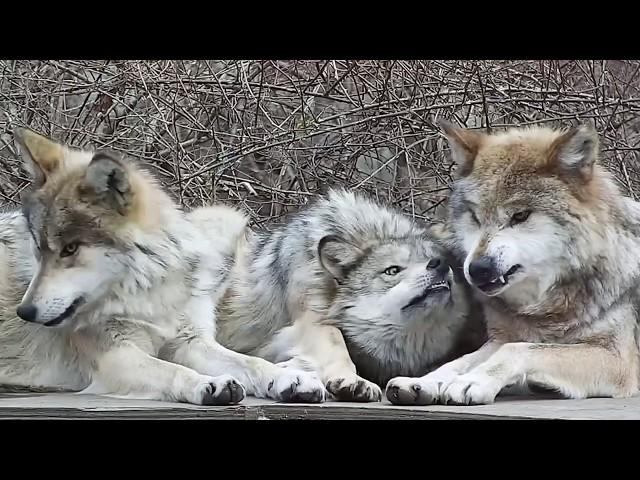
top-left (383, 266), bottom-right (403, 276)
top-left (60, 242), bottom-right (80, 258)
top-left (511, 210), bottom-right (531, 225)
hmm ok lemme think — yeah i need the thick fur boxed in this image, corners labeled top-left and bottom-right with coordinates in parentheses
top-left (387, 121), bottom-right (640, 406)
top-left (216, 189), bottom-right (485, 401)
top-left (0, 129), bottom-right (325, 405)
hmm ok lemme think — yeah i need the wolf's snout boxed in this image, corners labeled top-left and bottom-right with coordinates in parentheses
top-left (427, 257), bottom-right (449, 276)
top-left (468, 256), bottom-right (498, 284)
top-left (16, 304), bottom-right (38, 323)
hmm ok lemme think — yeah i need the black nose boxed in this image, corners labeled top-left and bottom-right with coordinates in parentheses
top-left (16, 304), bottom-right (38, 322)
top-left (427, 257), bottom-right (449, 276)
top-left (468, 256), bottom-right (497, 284)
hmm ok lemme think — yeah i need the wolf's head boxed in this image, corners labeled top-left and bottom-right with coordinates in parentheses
top-left (441, 120), bottom-right (612, 308)
top-left (318, 225), bottom-right (459, 327)
top-left (13, 128), bottom-right (173, 327)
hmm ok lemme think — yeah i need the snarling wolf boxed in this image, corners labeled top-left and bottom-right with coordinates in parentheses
top-left (387, 121), bottom-right (640, 406)
top-left (215, 189), bottom-right (485, 401)
top-left (0, 129), bottom-right (325, 404)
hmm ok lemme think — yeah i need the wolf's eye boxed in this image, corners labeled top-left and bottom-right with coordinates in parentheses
top-left (511, 210), bottom-right (531, 225)
top-left (468, 209), bottom-right (480, 225)
top-left (60, 242), bottom-right (80, 258)
top-left (383, 266), bottom-right (403, 276)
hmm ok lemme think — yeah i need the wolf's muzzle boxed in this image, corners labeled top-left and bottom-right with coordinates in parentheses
top-left (427, 257), bottom-right (449, 276)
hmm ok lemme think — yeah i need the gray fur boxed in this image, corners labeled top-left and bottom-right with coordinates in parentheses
top-left (82, 152), bottom-right (133, 215)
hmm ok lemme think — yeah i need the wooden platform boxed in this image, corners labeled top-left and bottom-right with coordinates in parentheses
top-left (0, 392), bottom-right (637, 419)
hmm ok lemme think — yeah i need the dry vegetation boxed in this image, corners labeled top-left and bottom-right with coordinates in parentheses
top-left (1, 60), bottom-right (639, 227)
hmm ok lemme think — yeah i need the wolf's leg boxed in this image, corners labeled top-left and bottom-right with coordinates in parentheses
top-left (386, 340), bottom-right (502, 405)
top-left (81, 341), bottom-right (245, 405)
top-left (262, 311), bottom-right (381, 402)
top-left (440, 341), bottom-right (639, 405)
top-left (171, 283), bottom-right (325, 403)
top-left (289, 322), bottom-right (382, 402)
top-left (167, 337), bottom-right (326, 403)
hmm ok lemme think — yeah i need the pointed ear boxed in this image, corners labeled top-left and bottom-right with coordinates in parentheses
top-left (80, 152), bottom-right (133, 215)
top-left (318, 235), bottom-right (364, 282)
top-left (13, 128), bottom-right (66, 186)
top-left (547, 125), bottom-right (599, 182)
top-left (438, 119), bottom-right (484, 176)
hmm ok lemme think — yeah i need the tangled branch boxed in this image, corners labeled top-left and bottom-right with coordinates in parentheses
top-left (1, 60), bottom-right (639, 224)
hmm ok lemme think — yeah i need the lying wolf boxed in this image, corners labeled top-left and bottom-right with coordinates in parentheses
top-left (0, 129), bottom-right (325, 404)
top-left (215, 189), bottom-right (485, 401)
top-left (387, 121), bottom-right (640, 405)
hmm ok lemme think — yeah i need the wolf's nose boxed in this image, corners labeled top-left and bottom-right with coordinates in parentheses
top-left (16, 304), bottom-right (38, 322)
top-left (427, 257), bottom-right (449, 276)
top-left (468, 256), bottom-right (497, 284)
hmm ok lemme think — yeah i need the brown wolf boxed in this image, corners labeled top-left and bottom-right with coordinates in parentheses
top-left (387, 121), bottom-right (640, 405)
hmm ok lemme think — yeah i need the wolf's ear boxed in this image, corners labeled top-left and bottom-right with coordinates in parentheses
top-left (13, 128), bottom-right (66, 187)
top-left (547, 125), bottom-right (599, 182)
top-left (318, 235), bottom-right (364, 282)
top-left (439, 119), bottom-right (484, 177)
top-left (80, 152), bottom-right (133, 215)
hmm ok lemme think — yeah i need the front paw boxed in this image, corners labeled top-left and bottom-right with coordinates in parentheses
top-left (196, 375), bottom-right (246, 406)
top-left (326, 375), bottom-right (382, 402)
top-left (441, 373), bottom-right (502, 405)
top-left (386, 371), bottom-right (456, 406)
top-left (268, 369), bottom-right (326, 403)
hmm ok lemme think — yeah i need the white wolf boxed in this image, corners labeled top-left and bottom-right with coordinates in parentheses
top-left (0, 129), bottom-right (325, 405)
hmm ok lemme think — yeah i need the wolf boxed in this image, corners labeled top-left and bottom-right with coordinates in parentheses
top-left (215, 189), bottom-right (486, 401)
top-left (0, 129), bottom-right (325, 405)
top-left (387, 120), bottom-right (640, 406)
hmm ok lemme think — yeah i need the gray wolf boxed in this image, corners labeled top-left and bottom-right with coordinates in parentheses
top-left (0, 129), bottom-right (325, 404)
top-left (387, 121), bottom-right (640, 405)
top-left (215, 189), bottom-right (485, 401)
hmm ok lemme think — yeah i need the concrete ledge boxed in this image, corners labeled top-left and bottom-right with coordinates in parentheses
top-left (0, 392), bottom-right (637, 419)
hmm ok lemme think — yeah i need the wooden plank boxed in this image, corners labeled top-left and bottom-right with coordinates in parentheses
top-left (0, 392), bottom-right (637, 419)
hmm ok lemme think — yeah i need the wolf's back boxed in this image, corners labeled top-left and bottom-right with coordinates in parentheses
top-left (0, 209), bottom-right (35, 320)
top-left (302, 188), bottom-right (425, 248)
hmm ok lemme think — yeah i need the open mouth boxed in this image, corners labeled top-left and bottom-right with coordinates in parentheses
top-left (476, 264), bottom-right (522, 295)
top-left (44, 297), bottom-right (85, 327)
top-left (402, 280), bottom-right (451, 310)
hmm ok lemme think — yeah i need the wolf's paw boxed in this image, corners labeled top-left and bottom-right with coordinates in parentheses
top-left (441, 372), bottom-right (501, 406)
top-left (386, 377), bottom-right (439, 405)
top-left (326, 375), bottom-right (382, 402)
top-left (386, 370), bottom-right (457, 406)
top-left (195, 375), bottom-right (245, 406)
top-left (267, 369), bottom-right (326, 403)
